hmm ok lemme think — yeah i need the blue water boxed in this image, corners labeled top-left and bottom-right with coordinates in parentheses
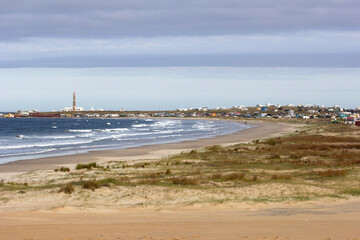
top-left (0, 118), bottom-right (251, 164)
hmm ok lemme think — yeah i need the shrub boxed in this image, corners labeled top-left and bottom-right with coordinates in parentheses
top-left (290, 153), bottom-right (304, 159)
top-left (210, 173), bottom-right (222, 180)
top-left (59, 167), bottom-right (70, 172)
top-left (139, 179), bottom-right (160, 185)
top-left (98, 178), bottom-right (119, 187)
top-left (342, 188), bottom-right (360, 196)
top-left (223, 173), bottom-right (245, 181)
top-left (264, 139), bottom-right (276, 146)
top-left (317, 169), bottom-right (347, 177)
top-left (189, 149), bottom-right (198, 154)
top-left (252, 175), bottom-right (258, 181)
top-left (76, 162), bottom-right (97, 170)
top-left (83, 180), bottom-right (101, 191)
top-left (271, 174), bottom-right (292, 180)
top-left (269, 154), bottom-right (281, 159)
top-left (171, 177), bottom-right (198, 185)
top-left (206, 145), bottom-right (223, 153)
top-left (132, 162), bottom-right (150, 168)
top-left (336, 151), bottom-right (360, 165)
top-left (59, 183), bottom-right (74, 194)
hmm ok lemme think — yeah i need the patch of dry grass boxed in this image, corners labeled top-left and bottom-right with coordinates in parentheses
top-left (171, 177), bottom-right (198, 185)
top-left (59, 183), bottom-right (74, 194)
top-left (83, 180), bottom-right (101, 191)
top-left (317, 169), bottom-right (347, 177)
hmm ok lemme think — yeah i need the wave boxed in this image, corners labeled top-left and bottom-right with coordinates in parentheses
top-left (92, 129), bottom-right (185, 142)
top-left (99, 128), bottom-right (129, 132)
top-left (0, 148), bottom-right (57, 157)
top-left (131, 124), bottom-right (148, 128)
top-left (157, 134), bottom-right (182, 139)
top-left (0, 139), bottom-right (94, 150)
top-left (191, 121), bottom-right (215, 130)
top-left (150, 120), bottom-right (181, 128)
top-left (33, 135), bottom-right (77, 139)
top-left (68, 129), bottom-right (93, 133)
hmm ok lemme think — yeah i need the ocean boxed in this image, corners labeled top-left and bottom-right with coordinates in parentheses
top-left (0, 118), bottom-right (251, 164)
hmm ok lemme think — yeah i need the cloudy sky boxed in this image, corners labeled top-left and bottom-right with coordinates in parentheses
top-left (0, 0), bottom-right (359, 110)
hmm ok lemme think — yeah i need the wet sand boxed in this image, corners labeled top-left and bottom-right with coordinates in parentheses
top-left (0, 120), bottom-right (295, 173)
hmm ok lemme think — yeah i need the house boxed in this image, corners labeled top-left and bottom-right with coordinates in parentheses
top-left (234, 105), bottom-right (248, 110)
top-left (62, 107), bottom-right (84, 112)
top-left (4, 113), bottom-right (14, 118)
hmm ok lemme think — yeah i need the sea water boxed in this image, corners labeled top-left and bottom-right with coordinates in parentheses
top-left (0, 118), bottom-right (251, 164)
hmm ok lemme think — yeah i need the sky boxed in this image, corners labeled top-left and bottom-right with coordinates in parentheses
top-left (0, 0), bottom-right (359, 110)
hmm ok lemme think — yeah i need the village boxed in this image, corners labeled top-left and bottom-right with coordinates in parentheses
top-left (1, 103), bottom-right (360, 126)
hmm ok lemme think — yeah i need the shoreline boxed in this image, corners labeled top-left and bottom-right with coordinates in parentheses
top-left (0, 119), bottom-right (296, 174)
top-left (1, 120), bottom-right (360, 240)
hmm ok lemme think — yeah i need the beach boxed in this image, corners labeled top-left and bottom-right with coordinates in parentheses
top-left (0, 120), bottom-right (293, 174)
top-left (1, 119), bottom-right (360, 240)
top-left (1, 201), bottom-right (360, 240)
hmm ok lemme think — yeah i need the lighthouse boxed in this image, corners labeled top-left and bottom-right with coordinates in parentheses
top-left (73, 91), bottom-right (76, 111)
top-left (61, 91), bottom-right (84, 112)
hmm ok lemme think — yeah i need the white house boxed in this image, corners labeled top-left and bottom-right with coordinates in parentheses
top-left (62, 107), bottom-right (84, 112)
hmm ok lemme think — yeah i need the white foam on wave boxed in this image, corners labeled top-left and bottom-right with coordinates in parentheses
top-left (93, 129), bottom-right (185, 142)
top-left (131, 123), bottom-right (148, 128)
top-left (191, 121), bottom-right (216, 131)
top-left (157, 134), bottom-right (182, 139)
top-left (0, 148), bottom-right (58, 157)
top-left (0, 139), bottom-right (94, 150)
top-left (100, 128), bottom-right (129, 132)
top-left (68, 129), bottom-right (93, 133)
top-left (33, 135), bottom-right (77, 139)
top-left (150, 120), bottom-right (181, 128)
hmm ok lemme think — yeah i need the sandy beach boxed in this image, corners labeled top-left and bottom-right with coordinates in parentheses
top-left (0, 201), bottom-right (360, 240)
top-left (1, 119), bottom-right (360, 240)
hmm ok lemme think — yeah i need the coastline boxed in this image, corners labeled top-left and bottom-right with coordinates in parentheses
top-left (0, 119), bottom-right (296, 174)
top-left (1, 119), bottom-right (360, 240)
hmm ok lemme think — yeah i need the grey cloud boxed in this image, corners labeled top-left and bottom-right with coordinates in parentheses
top-left (0, 0), bottom-right (359, 40)
top-left (1, 53), bottom-right (359, 68)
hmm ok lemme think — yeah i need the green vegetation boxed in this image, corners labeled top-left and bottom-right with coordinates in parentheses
top-left (75, 162), bottom-right (98, 170)
top-left (55, 167), bottom-right (70, 172)
top-left (59, 183), bottom-right (74, 194)
top-left (83, 180), bottom-right (101, 191)
top-left (342, 188), bottom-right (360, 196)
